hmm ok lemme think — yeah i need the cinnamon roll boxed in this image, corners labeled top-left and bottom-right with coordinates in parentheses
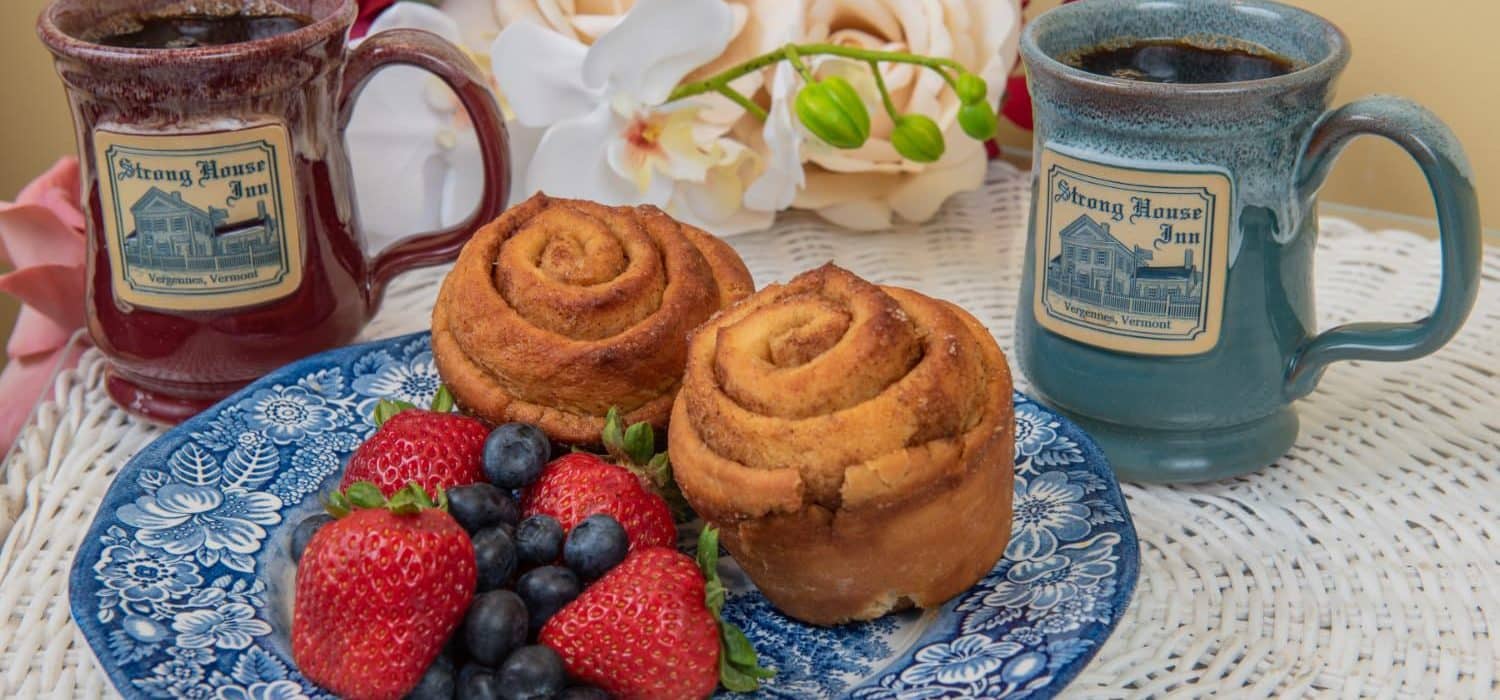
top-left (669, 264), bottom-right (1014, 625)
top-left (433, 194), bottom-right (754, 444)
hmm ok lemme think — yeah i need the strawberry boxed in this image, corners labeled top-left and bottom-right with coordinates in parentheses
top-left (599, 407), bottom-right (693, 521)
top-left (540, 528), bottom-right (773, 699)
top-left (293, 483), bottom-right (476, 700)
top-left (521, 452), bottom-right (676, 550)
top-left (342, 389), bottom-right (488, 496)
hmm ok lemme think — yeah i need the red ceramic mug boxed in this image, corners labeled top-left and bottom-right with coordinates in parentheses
top-left (38, 0), bottom-right (510, 423)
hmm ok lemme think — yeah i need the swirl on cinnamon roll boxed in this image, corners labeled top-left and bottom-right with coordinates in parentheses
top-left (669, 264), bottom-right (1014, 625)
top-left (433, 194), bottom-right (754, 444)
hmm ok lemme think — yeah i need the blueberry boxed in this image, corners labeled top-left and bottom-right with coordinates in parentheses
top-left (463, 590), bottom-right (528, 666)
top-left (556, 687), bottom-right (608, 700)
top-left (406, 655), bottom-right (455, 699)
top-left (558, 687), bottom-right (609, 700)
top-left (290, 513), bottom-right (334, 562)
top-left (483, 424), bottom-right (550, 489)
top-left (496, 645), bottom-right (567, 700)
top-left (456, 664), bottom-right (502, 700)
top-left (456, 663), bottom-right (489, 689)
top-left (443, 632), bottom-right (469, 664)
top-left (564, 514), bottom-right (629, 580)
top-left (473, 526), bottom-right (518, 591)
top-left (448, 484), bottom-right (520, 533)
top-left (515, 566), bottom-right (580, 634)
top-left (514, 515), bottom-right (564, 565)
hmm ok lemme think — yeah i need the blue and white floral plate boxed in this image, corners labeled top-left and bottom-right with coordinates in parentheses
top-left (70, 332), bottom-right (1139, 699)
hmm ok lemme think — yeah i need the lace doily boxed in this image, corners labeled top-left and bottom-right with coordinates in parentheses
top-left (1, 162), bottom-right (1496, 697)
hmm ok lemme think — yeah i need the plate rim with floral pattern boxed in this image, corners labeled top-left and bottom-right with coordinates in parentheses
top-left (69, 331), bottom-right (1139, 700)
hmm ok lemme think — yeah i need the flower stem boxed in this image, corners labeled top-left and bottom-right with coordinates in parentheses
top-left (665, 42), bottom-right (969, 110)
top-left (785, 44), bottom-right (815, 84)
top-left (716, 85), bottom-right (767, 121)
top-left (868, 61), bottom-right (899, 120)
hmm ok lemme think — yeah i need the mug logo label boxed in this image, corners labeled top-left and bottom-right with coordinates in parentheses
top-left (1033, 148), bottom-right (1231, 356)
top-left (94, 125), bottom-right (303, 311)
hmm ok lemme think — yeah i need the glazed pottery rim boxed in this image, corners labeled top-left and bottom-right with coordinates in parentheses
top-left (37, 0), bottom-right (356, 65)
top-left (1022, 0), bottom-right (1351, 98)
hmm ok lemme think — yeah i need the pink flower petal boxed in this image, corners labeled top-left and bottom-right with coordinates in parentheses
top-left (0, 343), bottom-right (84, 455)
top-left (7, 306), bottom-right (77, 359)
top-left (33, 188), bottom-right (87, 232)
top-left (0, 204), bottom-right (87, 270)
top-left (0, 264), bottom-right (87, 354)
top-left (15, 157), bottom-right (81, 208)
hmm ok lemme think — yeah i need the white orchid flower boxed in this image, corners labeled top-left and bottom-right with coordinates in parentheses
top-left (491, 0), bottom-right (773, 233)
top-left (743, 62), bottom-right (804, 213)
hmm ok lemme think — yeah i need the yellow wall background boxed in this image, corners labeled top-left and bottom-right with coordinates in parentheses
top-left (6, 0), bottom-right (1493, 216)
top-left (1000, 0), bottom-right (1496, 225)
top-left (0, 0), bottom-right (1494, 356)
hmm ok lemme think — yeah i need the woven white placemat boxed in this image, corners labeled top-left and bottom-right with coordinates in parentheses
top-left (1, 162), bottom-right (1496, 698)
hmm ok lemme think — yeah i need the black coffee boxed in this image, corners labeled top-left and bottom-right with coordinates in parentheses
top-left (1068, 39), bottom-right (1297, 84)
top-left (95, 12), bottom-right (313, 49)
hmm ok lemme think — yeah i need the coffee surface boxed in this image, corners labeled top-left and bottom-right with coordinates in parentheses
top-left (1068, 39), bottom-right (1297, 84)
top-left (95, 12), bottom-right (312, 49)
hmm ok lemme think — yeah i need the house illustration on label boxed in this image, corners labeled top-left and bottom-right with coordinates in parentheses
top-left (121, 187), bottom-right (282, 272)
top-left (1046, 214), bottom-right (1202, 317)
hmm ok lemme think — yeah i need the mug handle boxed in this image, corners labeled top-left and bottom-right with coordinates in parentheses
top-left (337, 28), bottom-right (511, 302)
top-left (1285, 96), bottom-right (1482, 399)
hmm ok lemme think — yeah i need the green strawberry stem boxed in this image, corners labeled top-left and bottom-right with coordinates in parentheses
top-left (431, 385), bottom-right (456, 413)
top-left (371, 385), bottom-right (460, 426)
top-left (601, 408), bottom-right (696, 522)
top-left (371, 399), bottom-right (416, 426)
top-left (346, 482), bottom-right (385, 509)
top-left (323, 482), bottom-right (447, 518)
top-left (697, 527), bottom-right (775, 692)
top-left (324, 490), bottom-right (352, 518)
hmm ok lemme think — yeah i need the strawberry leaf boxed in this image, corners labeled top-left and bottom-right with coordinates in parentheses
top-left (696, 526), bottom-right (721, 584)
top-left (697, 527), bottom-right (774, 692)
top-left (430, 385), bottom-right (455, 413)
top-left (721, 624), bottom-right (767, 670)
top-left (643, 452), bottom-right (695, 523)
top-left (601, 407), bottom-right (627, 462)
top-left (323, 490), bottom-right (351, 519)
top-left (387, 487), bottom-right (422, 515)
top-left (601, 407), bottom-right (696, 521)
top-left (720, 625), bottom-right (776, 691)
top-left (372, 399), bottom-right (417, 426)
top-left (345, 482), bottom-right (386, 509)
top-left (720, 657), bottom-right (761, 693)
top-left (622, 422), bottom-right (655, 465)
top-left (378, 485), bottom-right (438, 518)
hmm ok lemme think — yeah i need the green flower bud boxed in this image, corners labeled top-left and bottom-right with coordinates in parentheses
top-left (958, 102), bottom-right (999, 141)
top-left (891, 114), bottom-right (945, 163)
top-left (795, 76), bottom-right (871, 149)
top-left (955, 73), bottom-right (988, 105)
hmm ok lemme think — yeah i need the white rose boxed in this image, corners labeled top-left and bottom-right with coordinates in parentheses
top-left (494, 0), bottom-right (633, 43)
top-left (764, 0), bottom-right (1022, 230)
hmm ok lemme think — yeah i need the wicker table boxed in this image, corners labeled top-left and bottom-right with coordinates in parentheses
top-left (2, 163), bottom-right (1497, 698)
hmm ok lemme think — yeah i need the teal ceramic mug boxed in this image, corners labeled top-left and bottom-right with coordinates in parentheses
top-left (1015, 0), bottom-right (1482, 483)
